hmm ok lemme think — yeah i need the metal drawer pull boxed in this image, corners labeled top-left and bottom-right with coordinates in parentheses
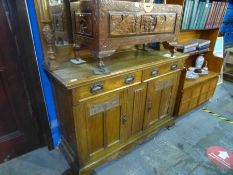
top-left (151, 69), bottom-right (159, 76)
top-left (124, 75), bottom-right (135, 84)
top-left (90, 83), bottom-right (103, 93)
top-left (171, 63), bottom-right (178, 70)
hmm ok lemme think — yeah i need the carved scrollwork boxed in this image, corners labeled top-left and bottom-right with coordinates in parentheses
top-left (42, 24), bottom-right (56, 60)
top-left (110, 13), bottom-right (176, 37)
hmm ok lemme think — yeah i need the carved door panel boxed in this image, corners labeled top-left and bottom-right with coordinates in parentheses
top-left (143, 72), bottom-right (180, 129)
top-left (127, 84), bottom-right (147, 137)
top-left (81, 91), bottom-right (127, 159)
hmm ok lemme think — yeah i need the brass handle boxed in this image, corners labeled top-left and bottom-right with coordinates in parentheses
top-left (171, 63), bottom-right (178, 70)
top-left (122, 113), bottom-right (127, 124)
top-left (151, 69), bottom-right (159, 77)
top-left (124, 75), bottom-right (135, 84)
top-left (147, 102), bottom-right (152, 112)
top-left (90, 83), bottom-right (103, 93)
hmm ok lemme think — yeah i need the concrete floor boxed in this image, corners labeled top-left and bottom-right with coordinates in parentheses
top-left (1, 81), bottom-right (233, 175)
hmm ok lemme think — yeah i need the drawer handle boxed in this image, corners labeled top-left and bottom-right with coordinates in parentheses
top-left (151, 69), bottom-right (159, 77)
top-left (171, 63), bottom-right (178, 70)
top-left (90, 83), bottom-right (103, 93)
top-left (124, 75), bottom-right (135, 84)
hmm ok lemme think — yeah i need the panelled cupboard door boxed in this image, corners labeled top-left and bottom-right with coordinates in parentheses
top-left (127, 84), bottom-right (147, 137)
top-left (143, 72), bottom-right (180, 129)
top-left (78, 91), bottom-right (127, 161)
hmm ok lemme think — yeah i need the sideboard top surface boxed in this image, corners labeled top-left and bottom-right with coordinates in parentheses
top-left (46, 50), bottom-right (187, 89)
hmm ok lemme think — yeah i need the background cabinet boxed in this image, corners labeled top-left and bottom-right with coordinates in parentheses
top-left (167, 0), bottom-right (224, 116)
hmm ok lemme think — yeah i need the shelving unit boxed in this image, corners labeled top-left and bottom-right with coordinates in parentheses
top-left (167, 0), bottom-right (225, 116)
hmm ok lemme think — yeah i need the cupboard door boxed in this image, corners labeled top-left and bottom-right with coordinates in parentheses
top-left (79, 91), bottom-right (127, 160)
top-left (127, 84), bottom-right (147, 137)
top-left (144, 72), bottom-right (180, 129)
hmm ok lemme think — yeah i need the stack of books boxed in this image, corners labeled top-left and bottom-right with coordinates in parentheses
top-left (176, 39), bottom-right (211, 53)
top-left (182, 0), bottom-right (228, 30)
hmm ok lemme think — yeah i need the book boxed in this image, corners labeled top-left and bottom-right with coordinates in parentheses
top-left (181, 0), bottom-right (227, 30)
top-left (181, 0), bottom-right (189, 29)
top-left (218, 2), bottom-right (228, 28)
top-left (205, 1), bottom-right (216, 29)
top-left (192, 39), bottom-right (211, 47)
top-left (211, 1), bottom-right (221, 28)
top-left (189, 0), bottom-right (199, 29)
top-left (176, 40), bottom-right (199, 50)
top-left (198, 44), bottom-right (210, 50)
top-left (195, 0), bottom-right (206, 29)
top-left (200, 2), bottom-right (211, 29)
top-left (177, 46), bottom-right (197, 53)
top-left (183, 46), bottom-right (197, 53)
top-left (193, 0), bottom-right (202, 29)
top-left (186, 0), bottom-right (195, 29)
top-left (214, 2), bottom-right (225, 28)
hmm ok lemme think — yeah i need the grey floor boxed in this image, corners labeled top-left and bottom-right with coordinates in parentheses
top-left (1, 81), bottom-right (233, 175)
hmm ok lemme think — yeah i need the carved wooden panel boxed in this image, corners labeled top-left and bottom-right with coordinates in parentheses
top-left (110, 13), bottom-right (177, 37)
top-left (52, 13), bottom-right (64, 31)
top-left (74, 12), bottom-right (93, 36)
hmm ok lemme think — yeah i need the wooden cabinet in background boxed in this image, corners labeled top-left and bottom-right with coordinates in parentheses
top-left (178, 76), bottom-right (218, 115)
top-left (47, 50), bottom-right (187, 174)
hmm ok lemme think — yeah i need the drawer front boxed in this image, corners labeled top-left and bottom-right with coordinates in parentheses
top-left (142, 60), bottom-right (183, 81)
top-left (73, 71), bottom-right (142, 102)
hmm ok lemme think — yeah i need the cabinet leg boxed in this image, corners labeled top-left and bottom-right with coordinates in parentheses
top-left (166, 120), bottom-right (175, 130)
top-left (93, 58), bottom-right (111, 75)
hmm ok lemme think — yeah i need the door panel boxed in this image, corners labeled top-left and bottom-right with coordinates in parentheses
top-left (83, 92), bottom-right (125, 158)
top-left (0, 72), bottom-right (17, 136)
top-left (128, 84), bottom-right (147, 136)
top-left (144, 72), bottom-right (179, 129)
top-left (0, 0), bottom-right (40, 162)
top-left (105, 106), bottom-right (121, 146)
top-left (87, 113), bottom-right (104, 155)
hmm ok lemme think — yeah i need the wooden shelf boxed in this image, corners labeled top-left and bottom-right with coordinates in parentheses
top-left (184, 71), bottom-right (219, 89)
top-left (181, 28), bottom-right (219, 32)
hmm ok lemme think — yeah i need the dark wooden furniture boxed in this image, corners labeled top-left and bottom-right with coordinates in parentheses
top-left (70, 0), bottom-right (182, 72)
top-left (0, 0), bottom-right (51, 162)
top-left (47, 50), bottom-right (187, 174)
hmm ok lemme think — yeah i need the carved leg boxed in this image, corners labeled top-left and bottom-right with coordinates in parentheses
top-left (93, 58), bottom-right (111, 75)
top-left (42, 25), bottom-right (59, 70)
top-left (70, 43), bottom-right (86, 65)
top-left (92, 51), bottom-right (114, 75)
top-left (97, 58), bottom-right (105, 69)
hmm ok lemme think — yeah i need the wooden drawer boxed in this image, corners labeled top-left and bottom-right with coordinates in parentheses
top-left (72, 71), bottom-right (142, 103)
top-left (142, 60), bottom-right (183, 81)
